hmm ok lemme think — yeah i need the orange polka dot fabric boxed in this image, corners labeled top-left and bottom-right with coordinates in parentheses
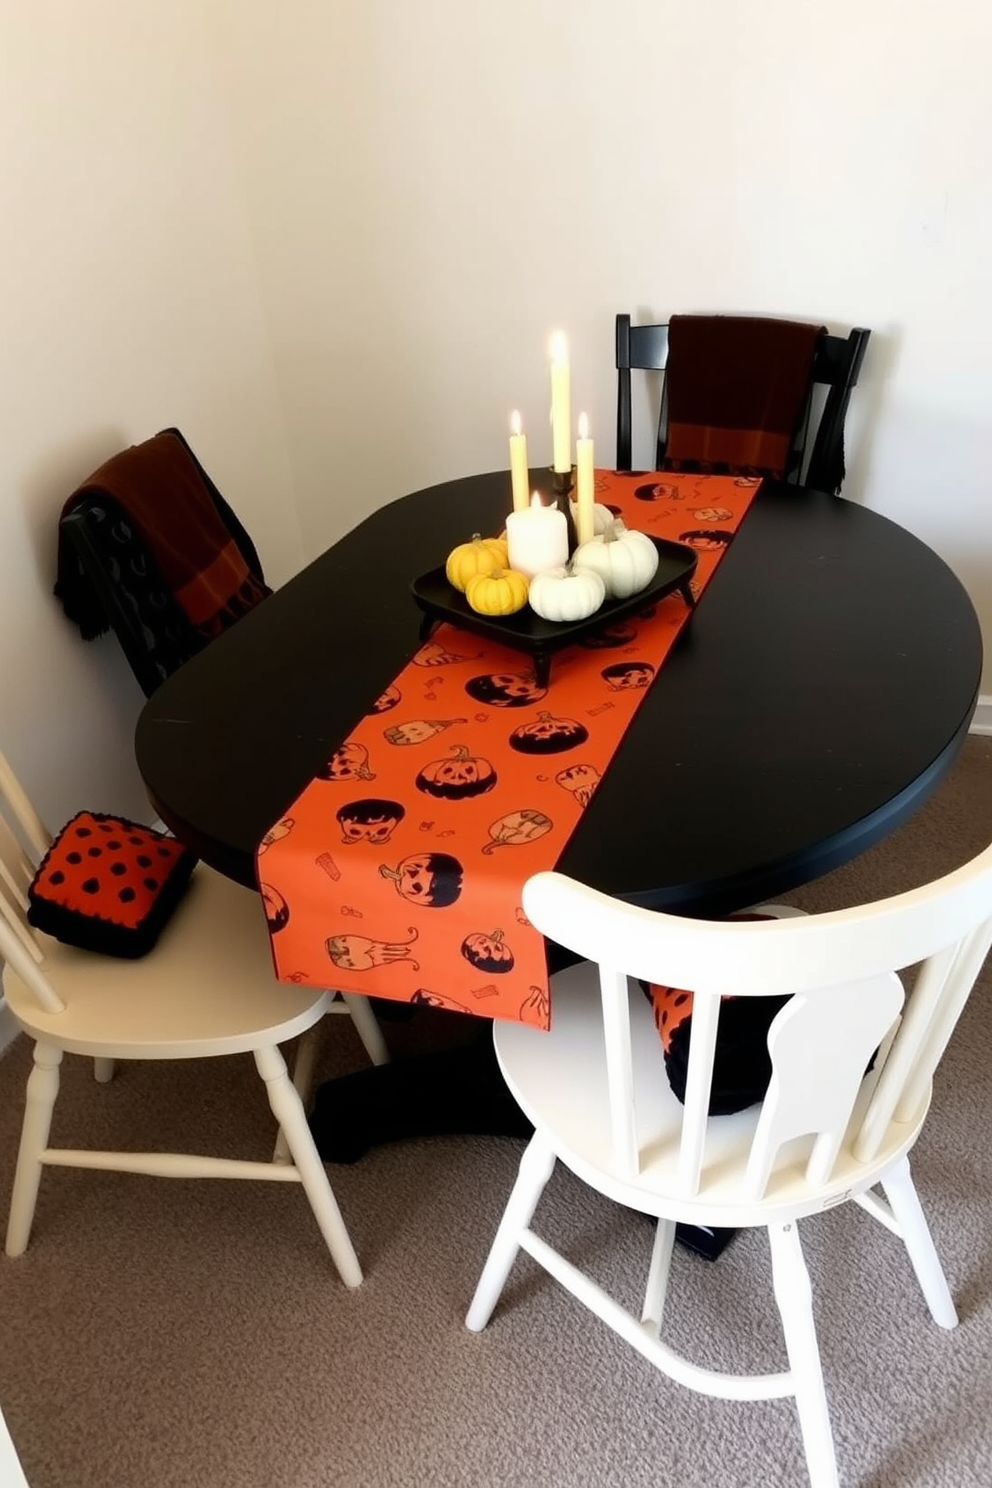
top-left (28, 812), bottom-right (196, 958)
top-left (258, 472), bottom-right (761, 1027)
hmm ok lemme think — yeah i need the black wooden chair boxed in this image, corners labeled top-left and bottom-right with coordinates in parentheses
top-left (58, 427), bottom-right (268, 697)
top-left (615, 315), bottom-right (870, 493)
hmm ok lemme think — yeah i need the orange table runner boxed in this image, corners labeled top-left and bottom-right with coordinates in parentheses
top-left (258, 471), bottom-right (761, 1028)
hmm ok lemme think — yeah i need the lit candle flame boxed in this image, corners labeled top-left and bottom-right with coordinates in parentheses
top-left (530, 491), bottom-right (545, 509)
top-left (549, 330), bottom-right (568, 365)
top-left (578, 412), bottom-right (589, 439)
top-left (510, 409), bottom-right (522, 436)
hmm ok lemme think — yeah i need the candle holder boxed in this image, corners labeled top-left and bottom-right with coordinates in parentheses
top-left (550, 467), bottom-right (579, 557)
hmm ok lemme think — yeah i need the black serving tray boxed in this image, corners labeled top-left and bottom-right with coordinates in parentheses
top-left (411, 535), bottom-right (698, 687)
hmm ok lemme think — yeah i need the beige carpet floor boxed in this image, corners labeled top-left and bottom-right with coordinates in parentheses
top-left (1, 736), bottom-right (990, 1488)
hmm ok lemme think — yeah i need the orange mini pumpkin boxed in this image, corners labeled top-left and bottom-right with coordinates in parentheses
top-left (445, 534), bottom-right (510, 593)
top-left (465, 567), bottom-right (529, 617)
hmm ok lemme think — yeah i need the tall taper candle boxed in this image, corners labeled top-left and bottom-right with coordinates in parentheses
top-left (509, 410), bottom-right (529, 513)
top-left (575, 412), bottom-right (595, 546)
top-left (549, 331), bottom-right (571, 474)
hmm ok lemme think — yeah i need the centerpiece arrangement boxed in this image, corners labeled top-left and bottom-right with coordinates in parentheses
top-left (450, 331), bottom-right (661, 622)
top-left (411, 332), bottom-right (697, 685)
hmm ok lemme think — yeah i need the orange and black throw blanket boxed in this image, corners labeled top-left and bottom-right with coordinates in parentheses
top-left (55, 429), bottom-right (270, 643)
top-left (663, 315), bottom-right (824, 480)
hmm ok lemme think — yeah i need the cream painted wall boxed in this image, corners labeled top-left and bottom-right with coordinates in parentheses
top-left (0, 0), bottom-right (303, 829)
top-left (0, 0), bottom-right (988, 844)
top-left (212, 0), bottom-right (991, 693)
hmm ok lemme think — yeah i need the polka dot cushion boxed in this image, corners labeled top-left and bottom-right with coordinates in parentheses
top-left (27, 812), bottom-right (197, 958)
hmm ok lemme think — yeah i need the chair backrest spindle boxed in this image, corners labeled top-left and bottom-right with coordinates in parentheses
top-left (598, 964), bottom-right (639, 1178)
top-left (676, 988), bottom-right (721, 1197)
top-left (0, 750), bottom-right (65, 1013)
top-left (0, 753), bottom-right (50, 862)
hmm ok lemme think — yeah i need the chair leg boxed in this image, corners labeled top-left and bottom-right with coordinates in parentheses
top-left (272, 1024), bottom-right (323, 1165)
top-left (466, 1132), bottom-right (556, 1332)
top-left (881, 1154), bottom-right (958, 1328)
top-left (254, 1043), bottom-right (363, 1288)
top-left (768, 1221), bottom-right (839, 1488)
top-left (340, 993), bottom-right (389, 1067)
top-left (641, 1217), bottom-right (676, 1337)
top-left (6, 1042), bottom-right (62, 1258)
top-left (271, 998), bottom-right (388, 1164)
top-left (93, 1058), bottom-right (115, 1084)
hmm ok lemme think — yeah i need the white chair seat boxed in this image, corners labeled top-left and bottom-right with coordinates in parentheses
top-left (494, 960), bottom-right (924, 1230)
top-left (0, 747), bottom-right (384, 1288)
top-left (4, 865), bottom-right (331, 1059)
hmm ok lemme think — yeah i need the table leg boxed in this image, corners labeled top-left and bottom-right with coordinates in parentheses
top-left (308, 1028), bottom-right (532, 1164)
top-left (307, 1031), bottom-right (736, 1261)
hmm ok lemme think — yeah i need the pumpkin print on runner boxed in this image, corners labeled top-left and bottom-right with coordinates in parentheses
top-left (555, 763), bottom-right (600, 808)
top-left (369, 685), bottom-right (401, 714)
top-left (378, 852), bottom-right (463, 906)
top-left (521, 984), bottom-right (550, 1025)
top-left (317, 743), bottom-right (375, 781)
top-left (601, 661), bottom-right (655, 691)
top-left (482, 810), bottom-right (553, 854)
top-left (461, 928), bottom-right (515, 974)
top-left (415, 745), bottom-right (497, 800)
top-left (411, 988), bottom-right (472, 1015)
top-left (326, 929), bottom-right (419, 971)
top-left (413, 641), bottom-right (477, 667)
top-left (691, 507), bottom-right (732, 522)
top-left (578, 621), bottom-right (638, 650)
top-left (464, 672), bottom-right (547, 708)
top-left (634, 481), bottom-right (686, 502)
top-left (383, 718), bottom-right (466, 746)
top-left (678, 529), bottom-right (735, 551)
top-left (260, 882), bottom-right (289, 931)
top-left (509, 712), bottom-right (589, 755)
top-left (258, 470), bottom-right (763, 1032)
top-left (258, 816), bottom-right (295, 854)
top-left (336, 799), bottom-right (405, 844)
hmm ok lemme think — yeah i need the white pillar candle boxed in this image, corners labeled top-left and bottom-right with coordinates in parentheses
top-left (549, 331), bottom-right (571, 474)
top-left (506, 493), bottom-right (570, 579)
top-left (509, 410), bottom-right (529, 514)
top-left (575, 412), bottom-right (595, 546)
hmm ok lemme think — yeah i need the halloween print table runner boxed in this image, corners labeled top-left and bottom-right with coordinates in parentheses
top-left (258, 472), bottom-right (761, 1029)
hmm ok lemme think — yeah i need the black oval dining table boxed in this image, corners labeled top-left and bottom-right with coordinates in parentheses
top-left (135, 471), bottom-right (983, 1190)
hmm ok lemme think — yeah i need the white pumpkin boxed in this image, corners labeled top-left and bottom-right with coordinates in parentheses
top-left (572, 521), bottom-right (659, 600)
top-left (568, 500), bottom-right (616, 538)
top-left (528, 565), bottom-right (606, 623)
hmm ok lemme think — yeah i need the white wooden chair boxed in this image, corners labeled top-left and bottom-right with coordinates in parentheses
top-left (0, 749), bottom-right (387, 1288)
top-left (467, 857), bottom-right (992, 1488)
